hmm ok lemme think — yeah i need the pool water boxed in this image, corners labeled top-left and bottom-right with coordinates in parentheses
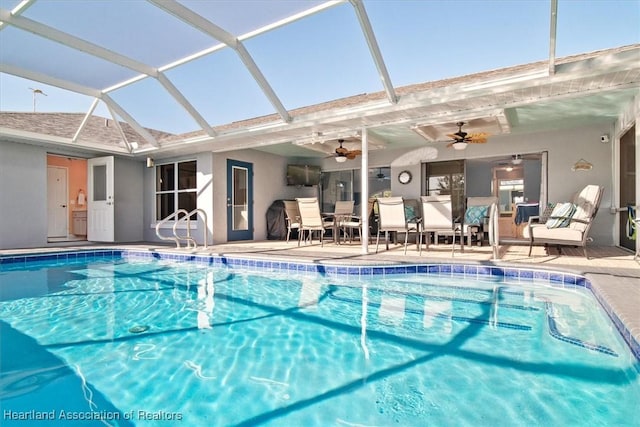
top-left (1, 256), bottom-right (638, 426)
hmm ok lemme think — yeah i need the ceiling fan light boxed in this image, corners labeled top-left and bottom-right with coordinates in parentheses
top-left (452, 141), bottom-right (468, 150)
top-left (335, 156), bottom-right (348, 163)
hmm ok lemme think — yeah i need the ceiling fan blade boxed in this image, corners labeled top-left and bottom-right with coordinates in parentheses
top-left (446, 142), bottom-right (454, 148)
top-left (446, 133), bottom-right (461, 140)
top-left (349, 150), bottom-right (362, 156)
top-left (468, 132), bottom-right (489, 139)
top-left (469, 138), bottom-right (487, 144)
top-left (335, 147), bottom-right (348, 155)
top-left (346, 153), bottom-right (357, 159)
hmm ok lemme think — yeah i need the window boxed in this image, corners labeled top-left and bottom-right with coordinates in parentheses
top-left (155, 160), bottom-right (197, 220)
top-left (320, 167), bottom-right (392, 213)
top-left (425, 160), bottom-right (465, 220)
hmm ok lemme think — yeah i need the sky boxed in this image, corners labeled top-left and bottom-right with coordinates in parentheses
top-left (0, 0), bottom-right (638, 135)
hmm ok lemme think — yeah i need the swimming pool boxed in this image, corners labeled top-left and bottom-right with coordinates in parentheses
top-left (1, 250), bottom-right (639, 426)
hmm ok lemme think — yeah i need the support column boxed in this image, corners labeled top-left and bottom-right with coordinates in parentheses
top-left (361, 127), bottom-right (369, 254)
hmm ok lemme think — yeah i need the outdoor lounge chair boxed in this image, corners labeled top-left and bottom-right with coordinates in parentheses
top-left (375, 197), bottom-right (420, 254)
top-left (282, 200), bottom-right (301, 243)
top-left (523, 185), bottom-right (604, 258)
top-left (420, 195), bottom-right (460, 256)
top-left (296, 197), bottom-right (329, 246)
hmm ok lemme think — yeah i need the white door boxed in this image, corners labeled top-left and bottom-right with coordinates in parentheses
top-left (47, 166), bottom-right (68, 238)
top-left (87, 156), bottom-right (115, 242)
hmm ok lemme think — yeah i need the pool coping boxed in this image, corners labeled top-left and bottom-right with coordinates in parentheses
top-left (1, 247), bottom-right (638, 361)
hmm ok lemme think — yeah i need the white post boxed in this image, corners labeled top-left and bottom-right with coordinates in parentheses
top-left (361, 127), bottom-right (369, 254)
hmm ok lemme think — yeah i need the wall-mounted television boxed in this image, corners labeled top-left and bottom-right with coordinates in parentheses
top-left (286, 164), bottom-right (322, 186)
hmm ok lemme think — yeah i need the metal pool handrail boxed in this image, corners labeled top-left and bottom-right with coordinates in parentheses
top-left (156, 208), bottom-right (208, 249)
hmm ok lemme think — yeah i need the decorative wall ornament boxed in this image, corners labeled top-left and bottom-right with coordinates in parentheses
top-left (571, 158), bottom-right (593, 171)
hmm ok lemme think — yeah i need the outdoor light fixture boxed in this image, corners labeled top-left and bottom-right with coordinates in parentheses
top-left (146, 157), bottom-right (155, 168)
top-left (506, 166), bottom-right (514, 172)
top-left (511, 154), bottom-right (523, 165)
top-left (452, 141), bottom-right (468, 150)
top-left (335, 156), bottom-right (347, 163)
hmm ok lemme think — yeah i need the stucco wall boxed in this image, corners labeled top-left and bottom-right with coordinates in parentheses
top-left (319, 123), bottom-right (617, 245)
top-left (0, 140), bottom-right (48, 249)
top-left (143, 149), bottom-right (317, 244)
top-left (0, 120), bottom-right (627, 248)
top-left (211, 149), bottom-right (316, 243)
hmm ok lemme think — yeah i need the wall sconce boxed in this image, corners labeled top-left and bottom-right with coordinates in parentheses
top-left (146, 157), bottom-right (155, 168)
top-left (571, 158), bottom-right (593, 171)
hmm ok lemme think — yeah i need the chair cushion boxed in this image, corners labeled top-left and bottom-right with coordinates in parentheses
top-left (404, 205), bottom-right (417, 222)
top-left (540, 203), bottom-right (556, 222)
top-left (545, 203), bottom-right (576, 228)
top-left (524, 223), bottom-right (583, 242)
top-left (464, 205), bottom-right (488, 225)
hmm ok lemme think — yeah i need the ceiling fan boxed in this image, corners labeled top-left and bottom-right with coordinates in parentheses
top-left (374, 167), bottom-right (390, 181)
top-left (446, 122), bottom-right (489, 150)
top-left (327, 139), bottom-right (362, 162)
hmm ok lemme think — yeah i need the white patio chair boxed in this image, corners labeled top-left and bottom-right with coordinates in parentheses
top-left (420, 195), bottom-right (460, 256)
top-left (375, 197), bottom-right (420, 254)
top-left (282, 200), bottom-right (301, 243)
top-left (296, 197), bottom-right (329, 246)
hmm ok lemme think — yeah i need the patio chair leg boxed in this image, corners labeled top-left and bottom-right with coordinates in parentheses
top-left (528, 239), bottom-right (533, 256)
top-left (375, 231), bottom-right (381, 253)
top-left (403, 231), bottom-right (408, 255)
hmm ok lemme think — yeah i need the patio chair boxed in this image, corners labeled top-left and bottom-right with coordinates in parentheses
top-left (330, 200), bottom-right (355, 241)
top-left (461, 196), bottom-right (500, 248)
top-left (375, 197), bottom-right (420, 254)
top-left (523, 185), bottom-right (604, 258)
top-left (295, 197), bottom-right (329, 246)
top-left (338, 198), bottom-right (382, 244)
top-left (282, 200), bottom-right (301, 243)
top-left (420, 195), bottom-right (460, 256)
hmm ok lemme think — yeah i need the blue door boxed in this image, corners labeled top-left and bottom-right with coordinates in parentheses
top-left (227, 159), bottom-right (253, 241)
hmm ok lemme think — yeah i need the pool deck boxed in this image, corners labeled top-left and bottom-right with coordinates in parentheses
top-left (2, 240), bottom-right (639, 358)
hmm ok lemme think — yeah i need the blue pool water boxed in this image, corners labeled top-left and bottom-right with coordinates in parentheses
top-left (1, 252), bottom-right (639, 426)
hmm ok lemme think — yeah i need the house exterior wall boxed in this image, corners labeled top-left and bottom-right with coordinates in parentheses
top-left (320, 123), bottom-right (617, 245)
top-left (0, 140), bottom-right (48, 249)
top-left (210, 149), bottom-right (317, 243)
top-left (143, 149), bottom-right (317, 245)
top-left (0, 121), bottom-right (626, 249)
top-left (0, 140), bottom-right (145, 248)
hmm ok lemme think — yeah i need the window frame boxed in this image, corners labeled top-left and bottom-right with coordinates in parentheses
top-left (154, 159), bottom-right (198, 223)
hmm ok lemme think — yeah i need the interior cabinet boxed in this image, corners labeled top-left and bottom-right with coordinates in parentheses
top-left (72, 210), bottom-right (87, 236)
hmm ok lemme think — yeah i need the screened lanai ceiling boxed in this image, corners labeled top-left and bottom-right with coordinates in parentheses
top-left (0, 0), bottom-right (639, 158)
